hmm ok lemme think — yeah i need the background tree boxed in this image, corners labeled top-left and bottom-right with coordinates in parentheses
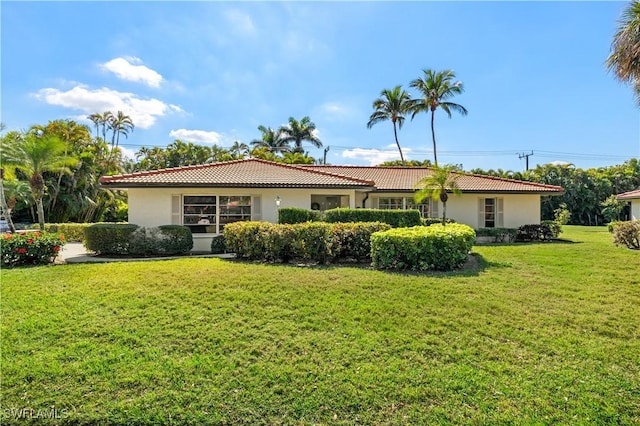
top-left (230, 141), bottom-right (250, 159)
top-left (108, 111), bottom-right (135, 152)
top-left (1, 130), bottom-right (78, 229)
top-left (409, 69), bottom-right (468, 166)
top-left (607, 0), bottom-right (640, 104)
top-left (367, 86), bottom-right (412, 165)
top-left (279, 116), bottom-right (322, 154)
top-left (414, 165), bottom-right (462, 225)
top-left (250, 126), bottom-right (290, 155)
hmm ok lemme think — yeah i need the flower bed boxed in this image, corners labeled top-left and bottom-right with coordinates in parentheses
top-left (1, 231), bottom-right (67, 267)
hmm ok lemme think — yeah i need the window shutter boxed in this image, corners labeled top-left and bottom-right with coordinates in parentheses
top-left (251, 196), bottom-right (262, 221)
top-left (478, 198), bottom-right (485, 228)
top-left (431, 199), bottom-right (439, 218)
top-left (171, 195), bottom-right (181, 225)
top-left (497, 198), bottom-right (504, 227)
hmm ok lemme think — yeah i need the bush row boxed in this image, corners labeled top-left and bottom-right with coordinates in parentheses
top-left (611, 220), bottom-right (640, 249)
top-left (278, 207), bottom-right (323, 224)
top-left (26, 223), bottom-right (92, 242)
top-left (323, 208), bottom-right (422, 228)
top-left (370, 224), bottom-right (476, 271)
top-left (476, 227), bottom-right (519, 243)
top-left (84, 224), bottom-right (193, 255)
top-left (223, 221), bottom-right (391, 263)
top-left (1, 231), bottom-right (67, 267)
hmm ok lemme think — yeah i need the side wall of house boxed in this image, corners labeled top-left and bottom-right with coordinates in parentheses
top-left (365, 193), bottom-right (541, 229)
top-left (631, 199), bottom-right (640, 221)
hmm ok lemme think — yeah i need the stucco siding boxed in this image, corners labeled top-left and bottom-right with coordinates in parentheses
top-left (631, 199), bottom-right (640, 221)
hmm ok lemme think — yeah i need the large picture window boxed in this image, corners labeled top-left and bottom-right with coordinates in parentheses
top-left (182, 195), bottom-right (251, 234)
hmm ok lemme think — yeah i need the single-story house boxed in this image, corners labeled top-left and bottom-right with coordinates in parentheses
top-left (100, 158), bottom-right (564, 251)
top-left (617, 189), bottom-right (640, 220)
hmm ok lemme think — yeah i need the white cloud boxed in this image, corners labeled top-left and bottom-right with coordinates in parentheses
top-left (342, 148), bottom-right (408, 166)
top-left (223, 9), bottom-right (256, 36)
top-left (315, 101), bottom-right (362, 122)
top-left (100, 57), bottom-right (163, 88)
top-left (118, 146), bottom-right (138, 161)
top-left (34, 85), bottom-right (179, 129)
top-left (169, 129), bottom-right (222, 144)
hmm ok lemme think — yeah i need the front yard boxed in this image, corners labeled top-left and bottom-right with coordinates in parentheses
top-left (1, 226), bottom-right (638, 424)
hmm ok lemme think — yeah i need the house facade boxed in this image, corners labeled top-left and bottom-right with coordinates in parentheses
top-left (617, 189), bottom-right (640, 220)
top-left (100, 159), bottom-right (564, 251)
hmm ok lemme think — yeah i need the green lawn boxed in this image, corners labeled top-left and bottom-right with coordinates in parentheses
top-left (1, 226), bottom-right (639, 425)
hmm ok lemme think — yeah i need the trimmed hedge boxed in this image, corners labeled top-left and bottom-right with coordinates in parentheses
top-left (371, 224), bottom-right (476, 271)
top-left (85, 224), bottom-right (139, 255)
top-left (516, 224), bottom-right (555, 242)
top-left (421, 217), bottom-right (455, 226)
top-left (27, 223), bottom-right (91, 242)
top-left (210, 235), bottom-right (227, 254)
top-left (476, 227), bottom-right (519, 243)
top-left (611, 220), bottom-right (640, 249)
top-left (224, 221), bottom-right (391, 263)
top-left (84, 224), bottom-right (192, 255)
top-left (278, 207), bottom-right (322, 224)
top-left (324, 208), bottom-right (422, 228)
top-left (1, 231), bottom-right (67, 267)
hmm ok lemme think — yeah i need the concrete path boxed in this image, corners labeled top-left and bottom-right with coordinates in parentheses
top-left (56, 242), bottom-right (234, 264)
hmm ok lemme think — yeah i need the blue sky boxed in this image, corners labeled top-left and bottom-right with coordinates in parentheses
top-left (2, 1), bottom-right (639, 171)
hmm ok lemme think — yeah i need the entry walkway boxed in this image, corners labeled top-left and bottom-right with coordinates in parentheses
top-left (57, 242), bottom-right (233, 264)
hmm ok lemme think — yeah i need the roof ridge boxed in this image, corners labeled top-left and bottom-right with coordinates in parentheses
top-left (459, 171), bottom-right (565, 191)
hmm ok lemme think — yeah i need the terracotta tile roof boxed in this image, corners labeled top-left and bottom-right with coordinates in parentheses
top-left (617, 189), bottom-right (640, 200)
top-left (302, 165), bottom-right (564, 194)
top-left (100, 159), bottom-right (563, 194)
top-left (99, 159), bottom-right (375, 189)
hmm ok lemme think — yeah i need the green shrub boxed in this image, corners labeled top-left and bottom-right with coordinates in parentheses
top-left (1, 231), bottom-right (67, 267)
top-left (278, 207), bottom-right (322, 224)
top-left (329, 222), bottom-right (391, 261)
top-left (84, 223), bottom-right (140, 255)
top-left (611, 220), bottom-right (640, 249)
top-left (26, 223), bottom-right (91, 242)
top-left (607, 220), bottom-right (623, 233)
top-left (541, 220), bottom-right (562, 238)
top-left (223, 221), bottom-right (273, 260)
top-left (421, 217), bottom-right (455, 226)
top-left (210, 235), bottom-right (227, 254)
top-left (476, 227), bottom-right (519, 243)
top-left (324, 208), bottom-right (422, 228)
top-left (289, 222), bottom-right (332, 262)
top-left (371, 224), bottom-right (476, 271)
top-left (516, 224), bottom-right (555, 242)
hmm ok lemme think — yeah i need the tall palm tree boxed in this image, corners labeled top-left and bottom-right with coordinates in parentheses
top-left (108, 111), bottom-right (135, 151)
top-left (414, 165), bottom-right (462, 225)
top-left (279, 116), bottom-right (322, 154)
top-left (607, 0), bottom-right (640, 103)
top-left (1, 131), bottom-right (78, 230)
top-left (367, 86), bottom-right (412, 165)
top-left (230, 140), bottom-right (250, 159)
top-left (250, 126), bottom-right (291, 155)
top-left (409, 69), bottom-right (468, 166)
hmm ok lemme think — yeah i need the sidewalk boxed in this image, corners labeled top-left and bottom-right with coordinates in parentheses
top-left (57, 242), bottom-right (234, 264)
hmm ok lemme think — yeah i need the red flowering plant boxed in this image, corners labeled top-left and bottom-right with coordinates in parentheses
top-left (1, 231), bottom-right (66, 267)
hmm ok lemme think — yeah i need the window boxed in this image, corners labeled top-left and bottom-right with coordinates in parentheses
top-left (478, 197), bottom-right (503, 228)
top-left (181, 195), bottom-right (251, 234)
top-left (378, 197), bottom-right (438, 218)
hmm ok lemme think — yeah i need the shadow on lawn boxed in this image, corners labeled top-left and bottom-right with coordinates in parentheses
top-left (222, 252), bottom-right (508, 278)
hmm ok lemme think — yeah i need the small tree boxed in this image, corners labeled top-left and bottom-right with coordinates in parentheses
top-left (413, 165), bottom-right (462, 225)
top-left (601, 195), bottom-right (626, 222)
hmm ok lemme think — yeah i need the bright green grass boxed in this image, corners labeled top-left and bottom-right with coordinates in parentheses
top-left (1, 226), bottom-right (638, 425)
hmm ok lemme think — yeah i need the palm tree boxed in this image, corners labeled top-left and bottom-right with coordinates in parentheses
top-left (607, 1), bottom-right (640, 103)
top-left (367, 86), bottom-right (412, 165)
top-left (230, 140), bottom-right (250, 159)
top-left (108, 111), bottom-right (135, 151)
top-left (1, 131), bottom-right (78, 230)
top-left (409, 69), bottom-right (468, 166)
top-left (279, 116), bottom-right (322, 154)
top-left (414, 165), bottom-right (462, 225)
top-left (250, 126), bottom-right (291, 155)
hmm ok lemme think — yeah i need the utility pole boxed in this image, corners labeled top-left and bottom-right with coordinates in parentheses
top-left (323, 146), bottom-right (330, 165)
top-left (519, 151), bottom-right (534, 171)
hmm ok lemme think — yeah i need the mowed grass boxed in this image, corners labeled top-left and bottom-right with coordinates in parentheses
top-left (1, 226), bottom-right (639, 425)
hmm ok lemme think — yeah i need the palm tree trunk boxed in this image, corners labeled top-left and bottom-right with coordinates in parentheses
top-left (36, 197), bottom-right (46, 230)
top-left (442, 201), bottom-right (447, 226)
top-left (392, 122), bottom-right (405, 165)
top-left (0, 177), bottom-right (17, 233)
top-left (431, 109), bottom-right (438, 167)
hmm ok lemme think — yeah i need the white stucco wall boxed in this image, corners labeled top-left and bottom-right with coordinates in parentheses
top-left (366, 193), bottom-right (541, 229)
top-left (631, 199), bottom-right (640, 221)
top-left (127, 187), bottom-right (358, 251)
